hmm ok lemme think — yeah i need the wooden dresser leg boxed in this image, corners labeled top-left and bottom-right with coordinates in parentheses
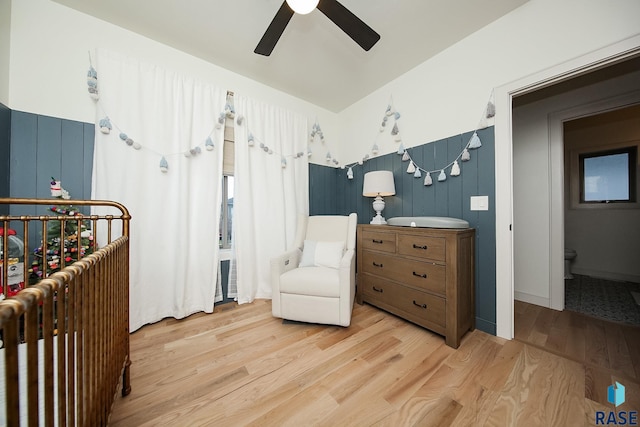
top-left (122, 356), bottom-right (132, 396)
top-left (445, 335), bottom-right (460, 349)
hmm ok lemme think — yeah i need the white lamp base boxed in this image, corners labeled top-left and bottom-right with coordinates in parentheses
top-left (370, 195), bottom-right (387, 225)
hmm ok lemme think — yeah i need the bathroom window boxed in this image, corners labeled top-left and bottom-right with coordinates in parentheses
top-left (579, 146), bottom-right (637, 204)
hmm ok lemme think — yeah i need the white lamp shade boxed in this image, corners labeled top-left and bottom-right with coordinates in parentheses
top-left (363, 170), bottom-right (396, 197)
top-left (286, 0), bottom-right (319, 14)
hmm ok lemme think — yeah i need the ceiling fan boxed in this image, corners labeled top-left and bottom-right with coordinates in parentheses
top-left (255, 0), bottom-right (380, 56)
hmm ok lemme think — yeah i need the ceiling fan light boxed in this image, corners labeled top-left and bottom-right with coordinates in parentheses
top-left (285, 0), bottom-right (319, 14)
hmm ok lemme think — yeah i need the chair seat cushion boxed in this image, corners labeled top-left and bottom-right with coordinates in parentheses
top-left (279, 266), bottom-right (340, 297)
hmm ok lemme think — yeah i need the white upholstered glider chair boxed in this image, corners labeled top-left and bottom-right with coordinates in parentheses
top-left (271, 213), bottom-right (358, 327)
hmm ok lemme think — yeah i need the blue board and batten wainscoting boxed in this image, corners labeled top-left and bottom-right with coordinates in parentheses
top-left (9, 110), bottom-right (94, 208)
top-left (0, 103), bottom-right (10, 214)
top-left (5, 108), bottom-right (497, 334)
top-left (310, 127), bottom-right (497, 335)
top-left (7, 109), bottom-right (94, 251)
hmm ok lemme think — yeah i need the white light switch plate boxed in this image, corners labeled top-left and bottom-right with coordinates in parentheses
top-left (470, 196), bottom-right (489, 211)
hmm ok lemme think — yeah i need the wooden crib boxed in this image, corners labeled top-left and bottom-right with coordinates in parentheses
top-left (0, 198), bottom-right (131, 426)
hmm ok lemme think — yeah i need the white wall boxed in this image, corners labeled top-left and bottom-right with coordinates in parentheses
top-left (0, 0), bottom-right (11, 105)
top-left (513, 71), bottom-right (640, 305)
top-left (338, 0), bottom-right (640, 165)
top-left (5, 0), bottom-right (340, 165)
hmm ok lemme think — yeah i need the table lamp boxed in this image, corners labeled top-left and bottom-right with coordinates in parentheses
top-left (362, 170), bottom-right (396, 224)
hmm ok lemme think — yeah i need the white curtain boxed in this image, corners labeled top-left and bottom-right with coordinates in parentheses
top-left (231, 94), bottom-right (309, 303)
top-left (91, 49), bottom-right (226, 331)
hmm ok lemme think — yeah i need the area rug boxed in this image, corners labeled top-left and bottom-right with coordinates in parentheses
top-left (565, 274), bottom-right (640, 326)
top-left (633, 291), bottom-right (640, 307)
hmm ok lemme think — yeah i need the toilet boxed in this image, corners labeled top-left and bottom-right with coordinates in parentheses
top-left (564, 248), bottom-right (577, 279)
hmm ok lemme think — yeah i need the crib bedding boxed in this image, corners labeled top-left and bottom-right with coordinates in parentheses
top-left (0, 336), bottom-right (64, 425)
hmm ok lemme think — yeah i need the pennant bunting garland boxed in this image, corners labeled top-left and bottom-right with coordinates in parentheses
top-left (468, 131), bottom-right (482, 149)
top-left (89, 54), bottom-right (309, 174)
top-left (89, 52), bottom-right (490, 178)
top-left (339, 92), bottom-right (493, 183)
top-left (308, 120), bottom-right (336, 164)
top-left (99, 117), bottom-right (112, 134)
top-left (406, 161), bottom-right (416, 174)
top-left (87, 65), bottom-right (99, 100)
top-left (451, 160), bottom-right (461, 176)
top-left (159, 156), bottom-right (169, 173)
top-left (212, 100), bottom-right (310, 171)
top-left (88, 56), bottom-right (228, 173)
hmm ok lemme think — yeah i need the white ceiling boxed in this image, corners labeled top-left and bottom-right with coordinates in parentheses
top-left (53, 0), bottom-right (529, 112)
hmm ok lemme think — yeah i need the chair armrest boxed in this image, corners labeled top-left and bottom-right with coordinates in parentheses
top-left (338, 249), bottom-right (356, 292)
top-left (338, 248), bottom-right (356, 326)
top-left (271, 248), bottom-right (301, 317)
top-left (339, 248), bottom-right (355, 270)
top-left (271, 249), bottom-right (301, 276)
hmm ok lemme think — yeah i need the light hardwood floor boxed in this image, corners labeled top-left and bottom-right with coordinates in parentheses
top-left (109, 300), bottom-right (639, 426)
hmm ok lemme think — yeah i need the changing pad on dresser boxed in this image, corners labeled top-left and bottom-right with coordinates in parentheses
top-left (386, 216), bottom-right (470, 229)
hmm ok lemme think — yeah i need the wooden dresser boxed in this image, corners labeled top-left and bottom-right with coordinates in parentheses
top-left (356, 224), bottom-right (475, 348)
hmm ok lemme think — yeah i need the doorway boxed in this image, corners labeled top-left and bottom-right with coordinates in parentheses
top-left (511, 59), bottom-right (640, 313)
top-left (493, 37), bottom-right (640, 340)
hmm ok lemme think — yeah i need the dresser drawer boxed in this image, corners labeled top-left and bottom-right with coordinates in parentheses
top-left (397, 234), bottom-right (445, 262)
top-left (360, 229), bottom-right (396, 253)
top-left (361, 251), bottom-right (446, 295)
top-left (360, 275), bottom-right (446, 328)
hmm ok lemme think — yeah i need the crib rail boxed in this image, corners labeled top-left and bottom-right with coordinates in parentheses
top-left (0, 198), bottom-right (131, 426)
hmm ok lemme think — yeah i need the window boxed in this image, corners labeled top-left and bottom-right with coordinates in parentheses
top-left (219, 91), bottom-right (235, 249)
top-left (579, 146), bottom-right (637, 204)
top-left (219, 175), bottom-right (234, 249)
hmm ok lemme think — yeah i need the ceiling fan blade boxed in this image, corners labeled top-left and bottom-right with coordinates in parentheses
top-left (317, 0), bottom-right (380, 51)
top-left (255, 2), bottom-right (295, 56)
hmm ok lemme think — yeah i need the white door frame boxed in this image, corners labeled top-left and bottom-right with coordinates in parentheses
top-left (494, 34), bottom-right (640, 340)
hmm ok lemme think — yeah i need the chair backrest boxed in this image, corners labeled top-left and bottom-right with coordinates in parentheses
top-left (303, 213), bottom-right (357, 250)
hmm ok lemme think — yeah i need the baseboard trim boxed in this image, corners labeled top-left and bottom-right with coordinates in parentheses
top-left (475, 317), bottom-right (496, 335)
top-left (514, 291), bottom-right (550, 308)
top-left (572, 268), bottom-right (640, 284)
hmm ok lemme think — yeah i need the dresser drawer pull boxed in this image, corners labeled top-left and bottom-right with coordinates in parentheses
top-left (372, 286), bottom-right (383, 293)
top-left (372, 262), bottom-right (383, 268)
top-left (413, 244), bottom-right (428, 250)
top-left (413, 300), bottom-right (427, 309)
top-left (372, 239), bottom-right (384, 244)
top-left (412, 272), bottom-right (427, 278)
